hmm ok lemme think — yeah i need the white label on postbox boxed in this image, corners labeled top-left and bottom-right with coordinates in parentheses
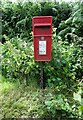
top-left (39, 41), bottom-right (46, 55)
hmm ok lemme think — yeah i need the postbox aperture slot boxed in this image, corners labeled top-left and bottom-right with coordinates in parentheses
top-left (34, 26), bottom-right (50, 27)
top-left (34, 23), bottom-right (51, 27)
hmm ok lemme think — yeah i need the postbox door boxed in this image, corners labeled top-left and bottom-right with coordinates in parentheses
top-left (34, 36), bottom-right (52, 61)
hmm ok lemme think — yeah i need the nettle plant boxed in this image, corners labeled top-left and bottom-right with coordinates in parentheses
top-left (1, 35), bottom-right (39, 83)
top-left (44, 29), bottom-right (82, 95)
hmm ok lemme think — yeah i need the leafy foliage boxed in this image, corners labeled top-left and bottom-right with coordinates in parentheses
top-left (1, 1), bottom-right (71, 42)
top-left (0, 75), bottom-right (82, 118)
top-left (44, 30), bottom-right (82, 93)
top-left (57, 1), bottom-right (83, 45)
top-left (1, 35), bottom-right (38, 83)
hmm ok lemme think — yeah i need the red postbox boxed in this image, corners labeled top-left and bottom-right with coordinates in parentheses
top-left (32, 16), bottom-right (52, 61)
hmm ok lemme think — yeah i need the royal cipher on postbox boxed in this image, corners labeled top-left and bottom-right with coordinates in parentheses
top-left (32, 16), bottom-right (52, 61)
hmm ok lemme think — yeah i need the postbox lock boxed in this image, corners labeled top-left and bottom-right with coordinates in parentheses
top-left (41, 36), bottom-right (44, 40)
